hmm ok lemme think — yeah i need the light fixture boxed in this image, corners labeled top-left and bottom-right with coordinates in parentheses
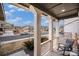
top-left (61, 3), bottom-right (65, 12)
top-left (61, 9), bottom-right (65, 12)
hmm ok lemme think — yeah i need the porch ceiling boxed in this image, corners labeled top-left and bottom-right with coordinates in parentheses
top-left (0, 3), bottom-right (79, 20)
top-left (19, 3), bottom-right (79, 19)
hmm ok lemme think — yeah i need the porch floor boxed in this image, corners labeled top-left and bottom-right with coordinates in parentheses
top-left (51, 48), bottom-right (77, 56)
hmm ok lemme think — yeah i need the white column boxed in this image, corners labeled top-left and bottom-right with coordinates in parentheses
top-left (53, 20), bottom-right (59, 51)
top-left (47, 15), bottom-right (53, 52)
top-left (29, 5), bottom-right (41, 56)
top-left (56, 20), bottom-right (59, 38)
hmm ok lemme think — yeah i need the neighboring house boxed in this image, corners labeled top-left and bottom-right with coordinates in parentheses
top-left (41, 26), bottom-right (48, 33)
top-left (23, 25), bottom-right (34, 33)
top-left (3, 30), bottom-right (14, 36)
top-left (23, 26), bottom-right (48, 34)
top-left (4, 22), bottom-right (15, 36)
top-left (4, 22), bottom-right (14, 30)
top-left (14, 27), bottom-right (23, 35)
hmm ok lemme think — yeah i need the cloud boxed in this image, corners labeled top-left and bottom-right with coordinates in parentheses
top-left (17, 8), bottom-right (29, 12)
top-left (14, 20), bottom-right (33, 27)
top-left (17, 8), bottom-right (25, 11)
top-left (5, 11), bottom-right (12, 16)
top-left (9, 9), bottom-right (15, 13)
top-left (15, 16), bottom-right (22, 20)
top-left (8, 4), bottom-right (24, 11)
top-left (8, 4), bottom-right (29, 13)
top-left (22, 20), bottom-right (32, 25)
top-left (8, 5), bottom-right (18, 9)
top-left (6, 16), bottom-right (22, 24)
top-left (5, 9), bottom-right (15, 17)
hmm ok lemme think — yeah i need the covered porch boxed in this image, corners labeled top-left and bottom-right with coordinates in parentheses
top-left (0, 3), bottom-right (79, 56)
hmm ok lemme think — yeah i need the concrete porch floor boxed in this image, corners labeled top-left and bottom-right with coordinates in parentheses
top-left (51, 48), bottom-right (78, 56)
top-left (7, 47), bottom-right (78, 56)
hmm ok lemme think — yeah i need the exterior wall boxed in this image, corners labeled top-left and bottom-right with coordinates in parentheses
top-left (64, 17), bottom-right (79, 35)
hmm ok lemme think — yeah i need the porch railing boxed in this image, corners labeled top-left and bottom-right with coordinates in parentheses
top-left (0, 34), bottom-right (51, 56)
top-left (41, 40), bottom-right (51, 56)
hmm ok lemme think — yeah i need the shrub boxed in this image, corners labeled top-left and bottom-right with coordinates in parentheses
top-left (41, 37), bottom-right (48, 43)
top-left (24, 37), bottom-right (48, 50)
top-left (24, 39), bottom-right (34, 50)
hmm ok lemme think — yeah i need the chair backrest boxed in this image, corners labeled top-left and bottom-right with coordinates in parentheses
top-left (66, 39), bottom-right (73, 45)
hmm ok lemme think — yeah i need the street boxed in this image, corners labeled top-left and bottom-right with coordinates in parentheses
top-left (0, 32), bottom-right (48, 42)
top-left (0, 34), bottom-right (33, 42)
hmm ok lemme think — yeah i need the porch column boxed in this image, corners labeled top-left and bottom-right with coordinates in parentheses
top-left (29, 5), bottom-right (41, 56)
top-left (78, 11), bottom-right (79, 17)
top-left (47, 15), bottom-right (53, 52)
top-left (53, 20), bottom-right (59, 51)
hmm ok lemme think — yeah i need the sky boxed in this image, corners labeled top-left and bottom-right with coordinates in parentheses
top-left (3, 3), bottom-right (48, 27)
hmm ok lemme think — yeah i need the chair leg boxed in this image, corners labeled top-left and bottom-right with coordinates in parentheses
top-left (62, 47), bottom-right (66, 55)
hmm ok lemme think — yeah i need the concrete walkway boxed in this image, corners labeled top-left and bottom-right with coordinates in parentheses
top-left (9, 50), bottom-right (29, 56)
